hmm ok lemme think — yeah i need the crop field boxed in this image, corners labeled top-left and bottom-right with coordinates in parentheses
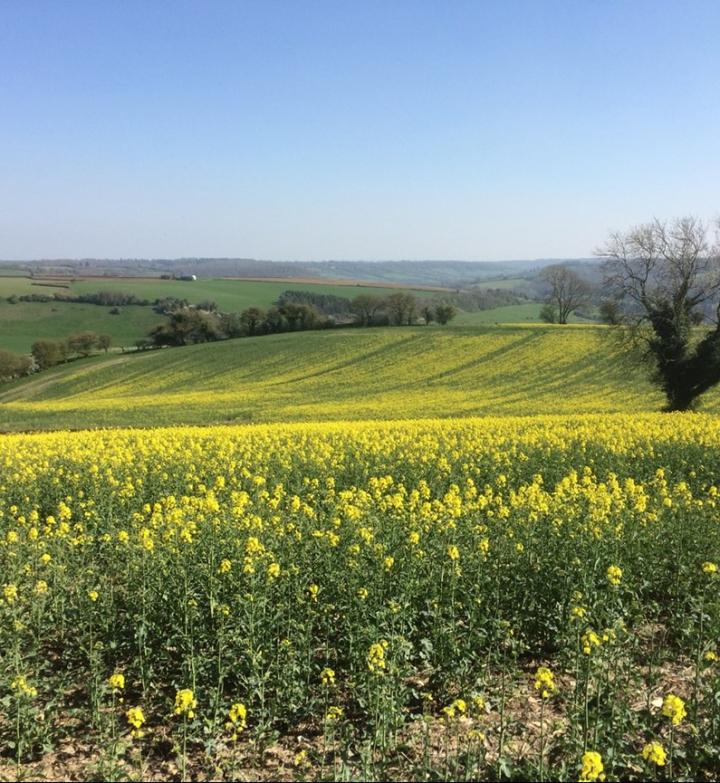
top-left (1, 327), bottom-right (720, 781)
top-left (1, 325), bottom-right (708, 431)
top-left (1, 415), bottom-right (719, 781)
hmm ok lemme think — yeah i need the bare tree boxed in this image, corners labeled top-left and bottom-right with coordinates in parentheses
top-left (539, 265), bottom-right (590, 324)
top-left (597, 216), bottom-right (720, 411)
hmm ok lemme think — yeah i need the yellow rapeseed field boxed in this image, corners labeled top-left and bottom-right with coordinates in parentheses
top-left (1, 413), bottom-right (719, 779)
top-left (4, 325), bottom-right (720, 431)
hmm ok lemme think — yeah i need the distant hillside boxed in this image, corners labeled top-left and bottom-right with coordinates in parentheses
top-left (2, 324), bottom-right (714, 432)
top-left (0, 258), bottom-right (601, 287)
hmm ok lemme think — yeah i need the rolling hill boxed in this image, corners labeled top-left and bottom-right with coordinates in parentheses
top-left (0, 276), bottom-right (438, 353)
top-left (1, 324), bottom-right (713, 432)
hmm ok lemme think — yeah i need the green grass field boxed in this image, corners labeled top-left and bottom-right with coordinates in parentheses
top-left (68, 277), bottom-right (437, 312)
top-left (453, 303), bottom-right (544, 324)
top-left (0, 300), bottom-right (164, 354)
top-left (0, 276), bottom-right (443, 353)
top-left (1, 323), bottom-right (711, 431)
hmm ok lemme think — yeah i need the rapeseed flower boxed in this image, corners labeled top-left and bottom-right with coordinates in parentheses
top-left (641, 741), bottom-right (666, 766)
top-left (579, 751), bottom-right (605, 782)
top-left (661, 693), bottom-right (686, 725)
top-left (174, 689), bottom-right (197, 718)
top-left (126, 706), bottom-right (145, 738)
top-left (534, 666), bottom-right (556, 698)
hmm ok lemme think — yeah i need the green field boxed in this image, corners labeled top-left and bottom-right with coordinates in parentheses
top-left (0, 276), bottom-right (444, 353)
top-left (0, 276), bottom-right (436, 311)
top-left (0, 324), bottom-right (710, 431)
top-left (0, 300), bottom-right (164, 354)
top-left (453, 303), bottom-right (544, 324)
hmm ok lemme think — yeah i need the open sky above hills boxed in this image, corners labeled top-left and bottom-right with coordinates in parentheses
top-left (2, 0), bottom-right (719, 261)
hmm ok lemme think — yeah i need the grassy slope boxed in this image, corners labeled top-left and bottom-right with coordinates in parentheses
top-left (0, 301), bottom-right (164, 354)
top-left (0, 277), bottom-right (437, 353)
top-left (2, 324), bottom-right (715, 432)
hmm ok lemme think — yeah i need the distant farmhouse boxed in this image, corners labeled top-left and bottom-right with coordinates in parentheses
top-left (159, 273), bottom-right (197, 281)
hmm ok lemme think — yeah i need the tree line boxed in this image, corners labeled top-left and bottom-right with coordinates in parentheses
top-left (141, 292), bottom-right (458, 348)
top-left (0, 332), bottom-right (113, 381)
top-left (4, 290), bottom-right (202, 315)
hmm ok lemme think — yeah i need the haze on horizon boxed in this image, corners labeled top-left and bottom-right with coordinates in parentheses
top-left (1, 0), bottom-right (718, 262)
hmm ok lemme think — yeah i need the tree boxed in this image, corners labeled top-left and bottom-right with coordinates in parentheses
top-left (539, 303), bottom-right (557, 324)
top-left (240, 307), bottom-right (266, 336)
top-left (219, 312), bottom-right (245, 338)
top-left (421, 305), bottom-right (435, 325)
top-left (0, 349), bottom-right (32, 382)
top-left (97, 334), bottom-right (112, 353)
top-left (385, 292), bottom-right (417, 325)
top-left (435, 304), bottom-right (458, 325)
top-left (539, 265), bottom-right (591, 324)
top-left (150, 309), bottom-right (222, 346)
top-left (31, 340), bottom-right (63, 369)
top-left (351, 294), bottom-right (384, 326)
top-left (67, 331), bottom-right (99, 357)
top-left (598, 216), bottom-right (720, 411)
top-left (598, 299), bottom-right (622, 325)
top-left (278, 302), bottom-right (320, 331)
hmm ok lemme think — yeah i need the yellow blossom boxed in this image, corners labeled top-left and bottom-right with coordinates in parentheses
top-left (661, 693), bottom-right (686, 726)
top-left (367, 640), bottom-right (388, 673)
top-left (534, 666), bottom-right (556, 698)
top-left (579, 751), bottom-right (605, 782)
top-left (320, 667), bottom-right (335, 686)
top-left (226, 701), bottom-right (247, 736)
top-left (126, 706), bottom-right (145, 737)
top-left (174, 688), bottom-right (197, 718)
top-left (606, 565), bottom-right (622, 586)
top-left (11, 676), bottom-right (38, 698)
top-left (325, 705), bottom-right (344, 722)
top-left (642, 741), bottom-right (666, 766)
top-left (3, 583), bottom-right (18, 603)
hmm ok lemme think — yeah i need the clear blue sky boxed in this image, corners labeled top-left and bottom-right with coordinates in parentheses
top-left (1, 0), bottom-right (718, 260)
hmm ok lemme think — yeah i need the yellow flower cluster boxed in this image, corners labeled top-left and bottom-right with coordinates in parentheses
top-left (320, 667), bottom-right (336, 687)
top-left (108, 672), bottom-right (125, 691)
top-left (126, 706), bottom-right (145, 738)
top-left (579, 751), bottom-right (605, 782)
top-left (174, 689), bottom-right (197, 719)
top-left (367, 640), bottom-right (388, 674)
top-left (661, 694), bottom-right (686, 726)
top-left (606, 565), bottom-right (622, 586)
top-left (10, 675), bottom-right (38, 698)
top-left (534, 666), bottom-right (556, 699)
top-left (642, 741), bottom-right (666, 766)
top-left (225, 702), bottom-right (247, 739)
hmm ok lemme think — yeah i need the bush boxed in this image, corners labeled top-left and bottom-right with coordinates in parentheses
top-left (31, 340), bottom-right (64, 370)
top-left (0, 349), bottom-right (32, 381)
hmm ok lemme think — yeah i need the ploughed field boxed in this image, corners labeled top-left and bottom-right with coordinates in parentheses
top-left (1, 414), bottom-right (719, 780)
